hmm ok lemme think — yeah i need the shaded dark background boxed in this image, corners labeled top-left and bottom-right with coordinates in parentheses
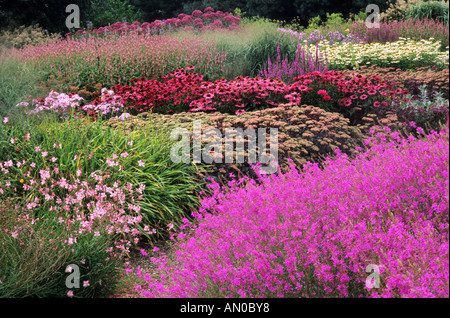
top-left (0, 0), bottom-right (388, 34)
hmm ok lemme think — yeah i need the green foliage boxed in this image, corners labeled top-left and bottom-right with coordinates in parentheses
top-left (307, 15), bottom-right (322, 29)
top-left (405, 0), bottom-right (449, 24)
top-left (350, 10), bottom-right (368, 22)
top-left (0, 53), bottom-right (46, 120)
top-left (323, 12), bottom-right (345, 29)
top-left (85, 0), bottom-right (144, 28)
top-left (131, 0), bottom-right (184, 22)
top-left (397, 85), bottom-right (449, 130)
top-left (292, 0), bottom-right (387, 27)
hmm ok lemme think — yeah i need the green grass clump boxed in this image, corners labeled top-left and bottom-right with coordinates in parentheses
top-left (0, 52), bottom-right (47, 120)
top-left (176, 17), bottom-right (298, 79)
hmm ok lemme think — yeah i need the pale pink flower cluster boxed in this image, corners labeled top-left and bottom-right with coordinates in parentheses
top-left (25, 90), bottom-right (83, 114)
top-left (17, 89), bottom-right (126, 118)
top-left (81, 88), bottom-right (125, 116)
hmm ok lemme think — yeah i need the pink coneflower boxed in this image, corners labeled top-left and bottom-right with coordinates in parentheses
top-left (317, 89), bottom-right (328, 95)
top-left (373, 101), bottom-right (381, 107)
top-left (360, 94), bottom-right (368, 100)
top-left (298, 85), bottom-right (309, 92)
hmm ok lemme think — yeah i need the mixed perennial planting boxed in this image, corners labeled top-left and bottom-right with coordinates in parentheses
top-left (1, 5), bottom-right (449, 298)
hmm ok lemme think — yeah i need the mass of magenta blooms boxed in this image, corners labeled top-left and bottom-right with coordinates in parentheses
top-left (131, 127), bottom-right (449, 298)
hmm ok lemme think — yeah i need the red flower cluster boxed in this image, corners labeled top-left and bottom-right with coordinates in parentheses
top-left (70, 8), bottom-right (241, 38)
top-left (109, 68), bottom-right (288, 115)
top-left (291, 70), bottom-right (409, 122)
top-left (112, 68), bottom-right (206, 114)
top-left (90, 68), bottom-right (409, 123)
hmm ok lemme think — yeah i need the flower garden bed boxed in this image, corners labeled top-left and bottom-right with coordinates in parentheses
top-left (0, 6), bottom-right (448, 298)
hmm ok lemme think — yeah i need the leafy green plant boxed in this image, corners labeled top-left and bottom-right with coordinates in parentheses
top-left (396, 84), bottom-right (449, 130)
top-left (85, 0), bottom-right (143, 28)
top-left (405, 0), bottom-right (449, 24)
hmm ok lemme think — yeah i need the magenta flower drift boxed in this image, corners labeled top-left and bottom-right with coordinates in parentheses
top-left (131, 128), bottom-right (449, 298)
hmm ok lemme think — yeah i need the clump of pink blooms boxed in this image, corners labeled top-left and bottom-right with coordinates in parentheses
top-left (68, 7), bottom-right (241, 38)
top-left (19, 90), bottom-right (84, 115)
top-left (130, 127), bottom-right (449, 298)
top-left (80, 88), bottom-right (125, 117)
top-left (17, 89), bottom-right (127, 120)
top-left (0, 141), bottom-right (154, 261)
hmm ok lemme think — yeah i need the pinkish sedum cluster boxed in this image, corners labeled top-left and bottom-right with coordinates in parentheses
top-left (69, 7), bottom-right (241, 37)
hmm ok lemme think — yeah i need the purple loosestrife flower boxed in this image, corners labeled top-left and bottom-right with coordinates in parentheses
top-left (260, 45), bottom-right (328, 84)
